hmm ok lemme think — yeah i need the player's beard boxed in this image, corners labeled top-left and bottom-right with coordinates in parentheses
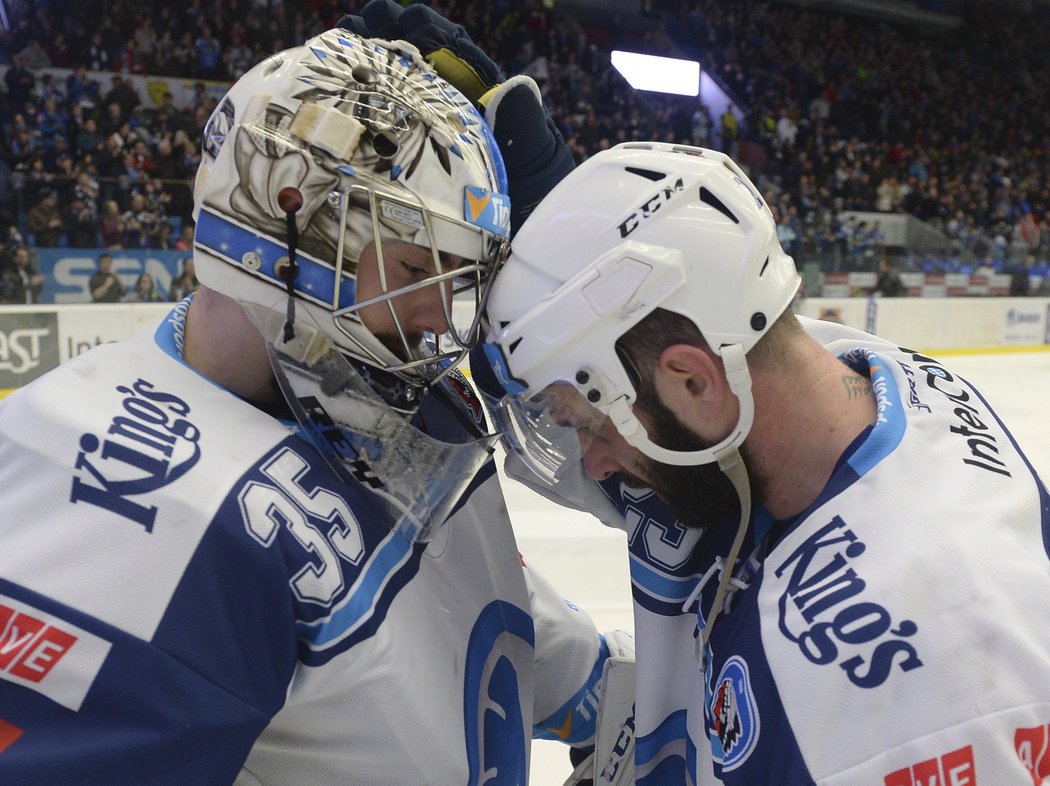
top-left (375, 329), bottom-right (425, 361)
top-left (619, 394), bottom-right (747, 532)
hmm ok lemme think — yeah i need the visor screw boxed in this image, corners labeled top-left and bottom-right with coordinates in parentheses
top-left (575, 370), bottom-right (590, 384)
top-left (587, 389), bottom-right (601, 403)
top-left (242, 251), bottom-right (262, 271)
top-left (750, 312), bottom-right (767, 331)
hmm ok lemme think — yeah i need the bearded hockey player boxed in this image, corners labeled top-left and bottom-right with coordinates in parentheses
top-left (0, 30), bottom-right (633, 785)
top-left (482, 142), bottom-right (1050, 784)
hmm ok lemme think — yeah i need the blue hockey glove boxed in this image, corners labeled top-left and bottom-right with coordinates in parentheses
top-left (338, 0), bottom-right (574, 233)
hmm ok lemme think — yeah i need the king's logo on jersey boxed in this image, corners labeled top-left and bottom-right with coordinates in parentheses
top-left (773, 515), bottom-right (923, 689)
top-left (70, 378), bottom-right (201, 532)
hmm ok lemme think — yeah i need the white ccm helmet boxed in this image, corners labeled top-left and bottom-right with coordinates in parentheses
top-left (485, 142), bottom-right (800, 474)
top-left (193, 28), bottom-right (510, 390)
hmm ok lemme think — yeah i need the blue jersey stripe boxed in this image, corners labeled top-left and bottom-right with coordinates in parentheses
top-left (296, 529), bottom-right (413, 648)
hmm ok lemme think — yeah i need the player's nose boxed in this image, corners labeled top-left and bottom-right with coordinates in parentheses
top-left (415, 282), bottom-right (453, 336)
top-left (579, 432), bottom-right (622, 481)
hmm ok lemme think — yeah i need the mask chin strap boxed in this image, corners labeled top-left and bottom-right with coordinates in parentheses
top-left (607, 342), bottom-right (755, 675)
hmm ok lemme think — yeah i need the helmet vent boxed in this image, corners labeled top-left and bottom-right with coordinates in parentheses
top-left (625, 166), bottom-right (666, 182)
top-left (759, 256), bottom-right (770, 276)
top-left (699, 187), bottom-right (739, 224)
top-left (508, 338), bottom-right (522, 354)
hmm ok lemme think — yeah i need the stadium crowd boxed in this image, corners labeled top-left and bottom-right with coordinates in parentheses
top-left (1, 0), bottom-right (1049, 302)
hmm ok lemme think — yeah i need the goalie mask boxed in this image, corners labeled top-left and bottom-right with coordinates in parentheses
top-left (192, 30), bottom-right (510, 540)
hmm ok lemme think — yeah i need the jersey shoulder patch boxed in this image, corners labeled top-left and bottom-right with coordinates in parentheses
top-left (441, 368), bottom-right (485, 427)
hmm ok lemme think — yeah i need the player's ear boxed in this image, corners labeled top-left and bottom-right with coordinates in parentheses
top-left (653, 344), bottom-right (728, 422)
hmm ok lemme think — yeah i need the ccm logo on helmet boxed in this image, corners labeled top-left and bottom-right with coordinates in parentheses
top-left (617, 178), bottom-right (684, 238)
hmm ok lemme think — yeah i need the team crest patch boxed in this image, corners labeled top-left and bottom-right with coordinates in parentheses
top-left (710, 655), bottom-right (759, 771)
top-left (444, 368), bottom-right (485, 425)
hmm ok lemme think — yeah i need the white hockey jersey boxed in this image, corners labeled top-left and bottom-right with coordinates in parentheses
top-left (509, 317), bottom-right (1050, 785)
top-left (0, 302), bottom-right (608, 785)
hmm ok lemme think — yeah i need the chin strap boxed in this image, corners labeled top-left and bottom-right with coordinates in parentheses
top-left (695, 447), bottom-right (752, 676)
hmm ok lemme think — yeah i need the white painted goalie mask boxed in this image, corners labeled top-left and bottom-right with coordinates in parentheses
top-left (192, 30), bottom-right (511, 540)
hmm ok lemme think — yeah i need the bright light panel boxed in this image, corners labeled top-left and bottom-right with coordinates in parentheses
top-left (611, 50), bottom-right (700, 96)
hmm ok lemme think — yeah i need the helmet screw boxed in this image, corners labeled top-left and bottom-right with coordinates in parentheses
top-left (575, 370), bottom-right (590, 384)
top-left (750, 312), bottom-right (767, 331)
top-left (587, 389), bottom-right (601, 403)
top-left (242, 251), bottom-right (262, 271)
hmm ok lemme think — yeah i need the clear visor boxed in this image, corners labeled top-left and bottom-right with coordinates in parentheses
top-left (485, 381), bottom-right (612, 486)
top-left (245, 299), bottom-right (498, 543)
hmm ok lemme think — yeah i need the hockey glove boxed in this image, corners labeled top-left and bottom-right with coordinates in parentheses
top-left (338, 0), bottom-right (575, 233)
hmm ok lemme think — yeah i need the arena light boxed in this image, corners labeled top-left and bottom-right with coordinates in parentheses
top-left (611, 50), bottom-right (700, 96)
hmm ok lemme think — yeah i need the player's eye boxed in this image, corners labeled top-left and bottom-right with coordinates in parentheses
top-left (400, 259), bottom-right (429, 277)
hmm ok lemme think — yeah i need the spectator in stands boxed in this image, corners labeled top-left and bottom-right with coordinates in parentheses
top-left (20, 156), bottom-right (55, 210)
top-left (0, 246), bottom-right (45, 304)
top-left (168, 256), bottom-right (197, 301)
top-left (66, 195), bottom-right (100, 247)
top-left (27, 190), bottom-right (64, 247)
top-left (101, 75), bottom-right (141, 126)
top-left (195, 24), bottom-right (223, 80)
top-left (1016, 212), bottom-right (1041, 254)
top-left (86, 31), bottom-right (111, 72)
top-left (98, 199), bottom-right (125, 248)
top-left (121, 191), bottom-right (159, 248)
top-left (719, 105), bottom-right (739, 154)
top-left (125, 271), bottom-right (163, 302)
top-left (1007, 255), bottom-right (1037, 297)
top-left (874, 257), bottom-right (906, 297)
top-left (152, 220), bottom-right (176, 250)
top-left (4, 58), bottom-right (36, 111)
top-left (174, 222), bottom-right (194, 251)
top-left (65, 64), bottom-right (98, 109)
top-left (89, 252), bottom-right (125, 302)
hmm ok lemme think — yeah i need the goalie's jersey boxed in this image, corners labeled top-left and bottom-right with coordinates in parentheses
top-left (0, 303), bottom-right (605, 785)
top-left (510, 318), bottom-right (1050, 785)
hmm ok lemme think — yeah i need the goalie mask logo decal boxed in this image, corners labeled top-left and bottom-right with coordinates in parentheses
top-left (710, 655), bottom-right (759, 771)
